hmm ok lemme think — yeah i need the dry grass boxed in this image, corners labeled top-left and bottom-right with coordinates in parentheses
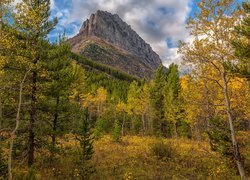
top-left (8, 135), bottom-right (244, 179)
top-left (91, 136), bottom-right (237, 179)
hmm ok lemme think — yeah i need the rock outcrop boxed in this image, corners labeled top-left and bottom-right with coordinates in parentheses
top-left (69, 10), bottom-right (162, 78)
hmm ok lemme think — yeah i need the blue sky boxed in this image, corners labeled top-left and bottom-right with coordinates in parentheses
top-left (40, 0), bottom-right (245, 66)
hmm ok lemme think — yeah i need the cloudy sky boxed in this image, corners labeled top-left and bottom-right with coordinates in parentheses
top-left (25, 0), bottom-right (241, 66)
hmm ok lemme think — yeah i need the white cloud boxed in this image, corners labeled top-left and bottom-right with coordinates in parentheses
top-left (61, 0), bottom-right (192, 66)
top-left (13, 0), bottom-right (21, 4)
top-left (15, 0), bottom-right (191, 66)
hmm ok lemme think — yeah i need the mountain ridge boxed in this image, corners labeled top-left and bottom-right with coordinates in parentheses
top-left (68, 10), bottom-right (162, 78)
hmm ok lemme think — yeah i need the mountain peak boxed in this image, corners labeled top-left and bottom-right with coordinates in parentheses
top-left (69, 10), bottom-right (162, 78)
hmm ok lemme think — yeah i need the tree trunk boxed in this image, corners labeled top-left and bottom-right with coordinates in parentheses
top-left (173, 121), bottom-right (178, 138)
top-left (204, 80), bottom-right (211, 130)
top-left (145, 115), bottom-right (148, 131)
top-left (28, 71), bottom-right (37, 167)
top-left (52, 97), bottom-right (59, 148)
top-left (221, 72), bottom-right (246, 179)
top-left (0, 3), bottom-right (2, 32)
top-left (100, 101), bottom-right (103, 114)
top-left (0, 12), bottom-right (1, 140)
top-left (142, 113), bottom-right (145, 134)
top-left (121, 109), bottom-right (125, 136)
top-left (8, 70), bottom-right (28, 180)
top-left (89, 105), bottom-right (92, 123)
top-left (0, 95), bottom-right (2, 141)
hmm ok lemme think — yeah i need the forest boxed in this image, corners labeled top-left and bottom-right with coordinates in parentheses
top-left (0, 0), bottom-right (249, 179)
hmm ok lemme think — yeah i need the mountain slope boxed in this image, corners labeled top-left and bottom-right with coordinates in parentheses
top-left (70, 52), bottom-right (139, 82)
top-left (68, 10), bottom-right (162, 79)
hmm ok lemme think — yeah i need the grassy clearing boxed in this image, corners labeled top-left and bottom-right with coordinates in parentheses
top-left (91, 136), bottom-right (237, 179)
top-left (8, 135), bottom-right (246, 179)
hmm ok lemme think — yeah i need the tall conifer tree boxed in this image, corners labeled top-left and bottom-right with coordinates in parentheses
top-left (12, 0), bottom-right (57, 166)
top-left (232, 2), bottom-right (250, 79)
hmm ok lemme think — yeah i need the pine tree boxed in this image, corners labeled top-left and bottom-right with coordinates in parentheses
top-left (207, 116), bottom-right (233, 158)
top-left (149, 65), bottom-right (168, 135)
top-left (44, 36), bottom-right (78, 153)
top-left (164, 64), bottom-right (184, 138)
top-left (112, 120), bottom-right (122, 142)
top-left (75, 109), bottom-right (95, 179)
top-left (11, 0), bottom-right (58, 166)
top-left (232, 2), bottom-right (250, 79)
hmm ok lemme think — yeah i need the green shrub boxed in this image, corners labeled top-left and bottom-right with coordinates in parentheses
top-left (150, 140), bottom-right (177, 161)
top-left (95, 110), bottom-right (115, 134)
top-left (207, 116), bottom-right (233, 157)
top-left (25, 167), bottom-right (37, 180)
top-left (74, 109), bottom-right (95, 179)
top-left (0, 147), bottom-right (7, 179)
top-left (112, 120), bottom-right (122, 142)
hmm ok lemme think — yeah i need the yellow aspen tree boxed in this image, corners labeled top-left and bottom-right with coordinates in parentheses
top-left (96, 87), bottom-right (107, 115)
top-left (127, 81), bottom-right (151, 134)
top-left (179, 0), bottom-right (246, 178)
top-left (116, 101), bottom-right (127, 136)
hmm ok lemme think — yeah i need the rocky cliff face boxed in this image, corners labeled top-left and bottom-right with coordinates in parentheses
top-left (69, 10), bottom-right (162, 78)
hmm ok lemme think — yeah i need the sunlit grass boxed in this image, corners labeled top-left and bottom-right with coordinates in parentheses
top-left (10, 134), bottom-right (247, 179)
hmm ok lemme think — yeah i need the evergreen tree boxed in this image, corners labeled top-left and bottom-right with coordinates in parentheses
top-left (207, 117), bottom-right (233, 158)
top-left (9, 0), bottom-right (58, 166)
top-left (231, 2), bottom-right (250, 79)
top-left (150, 64), bottom-right (168, 135)
top-left (112, 120), bottom-right (122, 142)
top-left (164, 64), bottom-right (184, 138)
top-left (75, 109), bottom-right (95, 179)
top-left (44, 37), bottom-right (78, 153)
top-left (0, 0), bottom-right (57, 166)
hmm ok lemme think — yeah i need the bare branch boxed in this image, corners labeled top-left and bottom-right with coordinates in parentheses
top-left (200, 76), bottom-right (224, 89)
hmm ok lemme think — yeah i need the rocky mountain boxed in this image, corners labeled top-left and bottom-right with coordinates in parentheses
top-left (68, 10), bottom-right (162, 78)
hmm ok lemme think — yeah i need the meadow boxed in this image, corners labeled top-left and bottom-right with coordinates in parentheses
top-left (7, 134), bottom-right (249, 179)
